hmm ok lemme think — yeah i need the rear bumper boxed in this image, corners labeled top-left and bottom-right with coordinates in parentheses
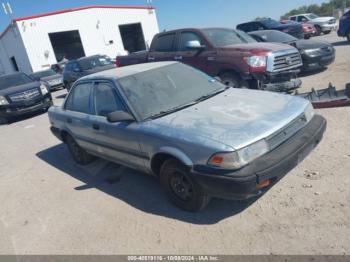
top-left (0, 95), bottom-right (52, 118)
top-left (191, 115), bottom-right (327, 200)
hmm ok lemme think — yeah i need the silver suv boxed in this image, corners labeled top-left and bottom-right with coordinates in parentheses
top-left (289, 13), bottom-right (337, 35)
top-left (48, 62), bottom-right (326, 211)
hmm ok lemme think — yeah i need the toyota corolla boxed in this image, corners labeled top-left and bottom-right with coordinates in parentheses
top-left (48, 61), bottom-right (326, 211)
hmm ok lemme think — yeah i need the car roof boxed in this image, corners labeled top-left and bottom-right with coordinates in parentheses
top-left (249, 30), bottom-right (284, 35)
top-left (79, 61), bottom-right (178, 81)
top-left (67, 55), bottom-right (105, 64)
top-left (31, 69), bottom-right (55, 74)
top-left (0, 72), bottom-right (26, 78)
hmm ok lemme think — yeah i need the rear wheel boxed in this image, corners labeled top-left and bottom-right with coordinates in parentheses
top-left (65, 134), bottom-right (95, 165)
top-left (347, 30), bottom-right (350, 42)
top-left (323, 30), bottom-right (331, 35)
top-left (314, 25), bottom-right (322, 36)
top-left (219, 72), bottom-right (250, 89)
top-left (160, 158), bottom-right (210, 212)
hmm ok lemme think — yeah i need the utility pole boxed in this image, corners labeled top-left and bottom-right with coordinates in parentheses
top-left (2, 2), bottom-right (13, 21)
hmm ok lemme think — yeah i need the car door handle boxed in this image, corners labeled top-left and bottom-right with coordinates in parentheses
top-left (67, 118), bottom-right (72, 124)
top-left (174, 56), bottom-right (182, 60)
top-left (92, 124), bottom-right (100, 130)
top-left (148, 57), bottom-right (155, 61)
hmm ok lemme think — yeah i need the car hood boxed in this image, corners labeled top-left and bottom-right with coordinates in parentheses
top-left (220, 42), bottom-right (292, 53)
top-left (0, 81), bottom-right (41, 96)
top-left (141, 88), bottom-right (309, 150)
top-left (41, 75), bottom-right (62, 82)
top-left (294, 39), bottom-right (331, 50)
top-left (311, 17), bottom-right (335, 22)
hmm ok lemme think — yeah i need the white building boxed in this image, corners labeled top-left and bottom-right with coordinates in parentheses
top-left (0, 5), bottom-right (159, 74)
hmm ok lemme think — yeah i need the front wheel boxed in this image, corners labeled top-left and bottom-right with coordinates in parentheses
top-left (314, 25), bottom-right (322, 36)
top-left (219, 72), bottom-right (250, 89)
top-left (160, 159), bottom-right (210, 212)
top-left (65, 135), bottom-right (95, 165)
top-left (347, 30), bottom-right (350, 42)
top-left (323, 30), bottom-right (331, 35)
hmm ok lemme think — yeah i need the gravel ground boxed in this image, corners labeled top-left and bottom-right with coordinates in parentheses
top-left (0, 32), bottom-right (349, 255)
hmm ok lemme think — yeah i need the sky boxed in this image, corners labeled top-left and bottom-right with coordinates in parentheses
top-left (0, 0), bottom-right (328, 32)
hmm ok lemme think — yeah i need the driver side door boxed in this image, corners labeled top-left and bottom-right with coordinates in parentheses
top-left (89, 81), bottom-right (147, 171)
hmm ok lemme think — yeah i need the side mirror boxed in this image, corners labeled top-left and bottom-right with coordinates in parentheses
top-left (73, 68), bottom-right (81, 73)
top-left (107, 111), bottom-right (134, 123)
top-left (186, 40), bottom-right (205, 50)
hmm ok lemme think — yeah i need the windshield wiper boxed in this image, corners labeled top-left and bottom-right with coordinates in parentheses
top-left (194, 86), bottom-right (230, 103)
top-left (144, 101), bottom-right (198, 121)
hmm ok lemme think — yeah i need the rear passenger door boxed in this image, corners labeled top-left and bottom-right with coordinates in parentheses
top-left (89, 81), bottom-right (146, 171)
top-left (64, 82), bottom-right (97, 153)
top-left (148, 33), bottom-right (177, 62)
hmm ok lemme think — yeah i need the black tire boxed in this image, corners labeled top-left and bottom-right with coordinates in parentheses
top-left (314, 25), bottom-right (322, 36)
top-left (0, 117), bottom-right (8, 125)
top-left (323, 30), bottom-right (331, 35)
top-left (219, 72), bottom-right (250, 89)
top-left (160, 158), bottom-right (210, 212)
top-left (65, 134), bottom-right (95, 165)
top-left (347, 30), bottom-right (350, 42)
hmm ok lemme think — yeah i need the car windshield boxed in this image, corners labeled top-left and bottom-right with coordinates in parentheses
top-left (252, 30), bottom-right (297, 43)
top-left (260, 19), bottom-right (281, 27)
top-left (31, 69), bottom-right (57, 79)
top-left (306, 13), bottom-right (318, 19)
top-left (201, 28), bottom-right (256, 47)
top-left (79, 56), bottom-right (113, 70)
top-left (117, 63), bottom-right (227, 121)
top-left (0, 74), bottom-right (33, 90)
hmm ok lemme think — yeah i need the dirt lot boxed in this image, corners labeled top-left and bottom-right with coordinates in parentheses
top-left (0, 32), bottom-right (349, 255)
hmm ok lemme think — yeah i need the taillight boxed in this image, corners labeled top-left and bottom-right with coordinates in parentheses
top-left (115, 57), bottom-right (121, 67)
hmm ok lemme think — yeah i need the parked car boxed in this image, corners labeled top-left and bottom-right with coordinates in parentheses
top-left (289, 13), bottom-right (337, 36)
top-left (30, 69), bottom-right (64, 91)
top-left (337, 10), bottom-right (350, 42)
top-left (248, 30), bottom-right (335, 72)
top-left (116, 28), bottom-right (303, 93)
top-left (280, 20), bottom-right (316, 39)
top-left (0, 72), bottom-right (52, 124)
top-left (48, 62), bottom-right (326, 211)
top-left (236, 19), bottom-right (304, 39)
top-left (63, 55), bottom-right (115, 91)
top-left (51, 61), bottom-right (67, 74)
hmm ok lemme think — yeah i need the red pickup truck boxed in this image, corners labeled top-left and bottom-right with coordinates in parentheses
top-left (116, 28), bottom-right (303, 92)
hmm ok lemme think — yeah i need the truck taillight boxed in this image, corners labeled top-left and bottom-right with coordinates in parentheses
top-left (244, 55), bottom-right (267, 73)
top-left (115, 57), bottom-right (121, 67)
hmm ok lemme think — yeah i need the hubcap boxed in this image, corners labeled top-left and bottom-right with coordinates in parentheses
top-left (170, 172), bottom-right (193, 201)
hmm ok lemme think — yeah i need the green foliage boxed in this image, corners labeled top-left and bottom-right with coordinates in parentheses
top-left (281, 0), bottom-right (350, 19)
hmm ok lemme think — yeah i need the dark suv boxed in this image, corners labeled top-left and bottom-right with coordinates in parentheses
top-left (237, 19), bottom-right (304, 39)
top-left (63, 55), bottom-right (115, 91)
top-left (0, 72), bottom-right (52, 124)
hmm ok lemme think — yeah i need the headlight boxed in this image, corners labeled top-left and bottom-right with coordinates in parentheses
top-left (244, 55), bottom-right (267, 68)
top-left (304, 48), bottom-right (321, 55)
top-left (40, 84), bottom-right (49, 95)
top-left (0, 95), bottom-right (9, 106)
top-left (304, 102), bottom-right (315, 122)
top-left (208, 139), bottom-right (269, 170)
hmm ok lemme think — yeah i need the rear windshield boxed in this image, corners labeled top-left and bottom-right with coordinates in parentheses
top-left (79, 56), bottom-right (113, 70)
top-left (260, 19), bottom-right (281, 27)
top-left (31, 69), bottom-right (57, 79)
top-left (201, 28), bottom-right (256, 47)
top-left (0, 74), bottom-right (33, 90)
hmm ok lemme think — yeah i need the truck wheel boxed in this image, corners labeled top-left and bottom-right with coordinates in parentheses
top-left (65, 135), bottom-right (95, 165)
top-left (0, 117), bottom-right (8, 125)
top-left (347, 30), bottom-right (350, 42)
top-left (314, 25), bottom-right (322, 36)
top-left (323, 30), bottom-right (331, 35)
top-left (160, 158), bottom-right (210, 212)
top-left (219, 72), bottom-right (250, 89)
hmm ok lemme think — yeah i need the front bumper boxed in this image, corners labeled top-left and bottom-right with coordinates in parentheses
top-left (302, 53), bottom-right (335, 71)
top-left (321, 23), bottom-right (337, 31)
top-left (0, 94), bottom-right (52, 118)
top-left (191, 115), bottom-right (327, 200)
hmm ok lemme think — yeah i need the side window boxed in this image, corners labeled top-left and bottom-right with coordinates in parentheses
top-left (238, 23), bottom-right (249, 32)
top-left (290, 16), bottom-right (296, 21)
top-left (154, 34), bottom-right (175, 52)
top-left (178, 32), bottom-right (203, 51)
top-left (298, 16), bottom-right (307, 22)
top-left (94, 82), bottom-right (124, 117)
top-left (65, 82), bottom-right (93, 114)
